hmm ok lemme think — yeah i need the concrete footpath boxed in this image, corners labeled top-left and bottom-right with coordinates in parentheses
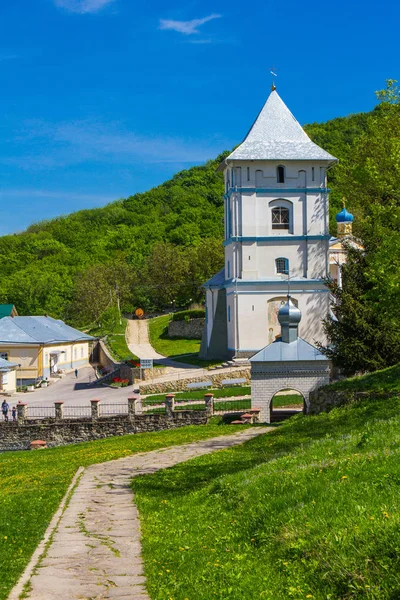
top-left (9, 427), bottom-right (270, 600)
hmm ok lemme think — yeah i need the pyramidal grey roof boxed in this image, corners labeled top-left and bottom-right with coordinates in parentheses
top-left (250, 336), bottom-right (328, 362)
top-left (0, 316), bottom-right (95, 345)
top-left (0, 356), bottom-right (18, 371)
top-left (226, 90), bottom-right (337, 162)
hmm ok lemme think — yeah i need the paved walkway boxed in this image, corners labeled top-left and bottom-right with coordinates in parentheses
top-left (126, 319), bottom-right (164, 361)
top-left (125, 319), bottom-right (204, 372)
top-left (10, 428), bottom-right (270, 600)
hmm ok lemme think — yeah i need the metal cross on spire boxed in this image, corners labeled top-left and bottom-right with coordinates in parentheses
top-left (270, 66), bottom-right (278, 91)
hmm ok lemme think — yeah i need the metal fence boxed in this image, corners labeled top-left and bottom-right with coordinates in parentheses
top-left (213, 398), bottom-right (251, 414)
top-left (141, 396), bottom-right (251, 415)
top-left (63, 406), bottom-right (92, 419)
top-left (26, 405), bottom-right (56, 419)
top-left (99, 403), bottom-right (129, 416)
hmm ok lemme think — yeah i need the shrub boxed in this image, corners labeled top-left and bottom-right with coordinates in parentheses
top-left (111, 377), bottom-right (130, 388)
top-left (172, 309), bottom-right (205, 322)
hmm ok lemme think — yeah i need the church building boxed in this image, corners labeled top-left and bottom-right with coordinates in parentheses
top-left (201, 88), bottom-right (339, 359)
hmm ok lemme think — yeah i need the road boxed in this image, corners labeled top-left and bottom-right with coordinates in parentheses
top-left (9, 367), bottom-right (139, 408)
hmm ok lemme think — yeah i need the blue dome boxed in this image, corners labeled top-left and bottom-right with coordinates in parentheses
top-left (336, 207), bottom-right (354, 223)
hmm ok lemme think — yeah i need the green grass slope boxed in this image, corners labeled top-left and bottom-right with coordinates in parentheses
top-left (134, 395), bottom-right (400, 599)
top-left (148, 314), bottom-right (201, 357)
top-left (0, 422), bottom-right (246, 600)
top-left (326, 363), bottom-right (400, 394)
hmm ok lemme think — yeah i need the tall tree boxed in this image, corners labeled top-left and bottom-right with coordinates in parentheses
top-left (320, 80), bottom-right (400, 374)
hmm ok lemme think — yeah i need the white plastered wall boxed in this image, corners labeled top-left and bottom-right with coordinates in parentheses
top-left (43, 342), bottom-right (89, 373)
top-left (0, 346), bottom-right (40, 381)
top-left (0, 369), bottom-right (17, 394)
top-left (227, 289), bottom-right (329, 352)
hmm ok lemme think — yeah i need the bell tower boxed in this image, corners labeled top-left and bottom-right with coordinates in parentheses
top-left (202, 88), bottom-right (338, 359)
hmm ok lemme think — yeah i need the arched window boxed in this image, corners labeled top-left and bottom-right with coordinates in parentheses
top-left (271, 206), bottom-right (290, 230)
top-left (277, 165), bottom-right (285, 183)
top-left (275, 257), bottom-right (289, 275)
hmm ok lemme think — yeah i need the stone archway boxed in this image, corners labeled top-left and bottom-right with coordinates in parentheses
top-left (270, 388), bottom-right (305, 422)
top-left (250, 362), bottom-right (330, 423)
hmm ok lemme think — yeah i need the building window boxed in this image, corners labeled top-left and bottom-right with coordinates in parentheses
top-left (277, 165), bottom-right (285, 183)
top-left (247, 167), bottom-right (250, 181)
top-left (276, 257), bottom-right (289, 275)
top-left (272, 207), bottom-right (290, 230)
top-left (81, 347), bottom-right (84, 358)
top-left (228, 306), bottom-right (231, 322)
top-left (227, 260), bottom-right (231, 279)
top-left (0, 352), bottom-right (8, 361)
top-left (74, 347), bottom-right (77, 360)
top-left (312, 167), bottom-right (315, 181)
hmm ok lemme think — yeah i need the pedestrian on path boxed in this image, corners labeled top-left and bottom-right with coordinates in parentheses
top-left (11, 406), bottom-right (17, 421)
top-left (75, 368), bottom-right (79, 378)
top-left (1, 400), bottom-right (9, 422)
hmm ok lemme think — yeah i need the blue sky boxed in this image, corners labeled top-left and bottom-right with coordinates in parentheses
top-left (0, 0), bottom-right (398, 234)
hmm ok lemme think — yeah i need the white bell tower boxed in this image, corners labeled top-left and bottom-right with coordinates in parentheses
top-left (202, 88), bottom-right (337, 359)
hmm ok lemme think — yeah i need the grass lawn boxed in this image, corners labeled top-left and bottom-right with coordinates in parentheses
top-left (144, 386), bottom-right (251, 405)
top-left (0, 422), bottom-right (247, 600)
top-left (134, 394), bottom-right (400, 600)
top-left (327, 362), bottom-right (400, 393)
top-left (169, 354), bottom-right (225, 368)
top-left (107, 333), bottom-right (138, 363)
top-left (89, 318), bottom-right (139, 363)
top-left (148, 315), bottom-right (201, 357)
top-left (147, 400), bottom-right (252, 414)
top-left (144, 389), bottom-right (303, 409)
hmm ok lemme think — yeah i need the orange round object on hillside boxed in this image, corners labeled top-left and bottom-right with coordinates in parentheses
top-left (135, 308), bottom-right (144, 318)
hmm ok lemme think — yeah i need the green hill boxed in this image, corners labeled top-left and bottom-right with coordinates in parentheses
top-left (134, 390), bottom-right (400, 599)
top-left (0, 91), bottom-right (394, 323)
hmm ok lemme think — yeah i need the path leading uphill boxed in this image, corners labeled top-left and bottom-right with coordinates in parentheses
top-left (9, 427), bottom-right (270, 600)
top-left (126, 318), bottom-right (165, 361)
top-left (125, 319), bottom-right (250, 387)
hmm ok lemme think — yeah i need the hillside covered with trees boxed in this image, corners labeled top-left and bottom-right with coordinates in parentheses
top-left (0, 81), bottom-right (399, 375)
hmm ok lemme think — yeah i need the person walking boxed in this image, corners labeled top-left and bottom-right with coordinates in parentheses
top-left (1, 400), bottom-right (10, 422)
top-left (74, 368), bottom-right (79, 378)
top-left (11, 406), bottom-right (17, 422)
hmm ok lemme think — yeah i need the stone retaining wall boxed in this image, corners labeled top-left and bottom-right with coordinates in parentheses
top-left (308, 388), bottom-right (394, 415)
top-left (96, 340), bottom-right (140, 384)
top-left (168, 318), bottom-right (205, 339)
top-left (139, 368), bottom-right (251, 395)
top-left (98, 339), bottom-right (120, 371)
top-left (0, 411), bottom-right (208, 452)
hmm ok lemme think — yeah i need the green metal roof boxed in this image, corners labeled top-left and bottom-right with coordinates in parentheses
top-left (0, 305), bottom-right (16, 319)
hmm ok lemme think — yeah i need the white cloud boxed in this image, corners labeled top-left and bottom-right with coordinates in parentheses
top-left (159, 14), bottom-right (221, 35)
top-left (3, 119), bottom-right (229, 170)
top-left (54, 0), bottom-right (114, 14)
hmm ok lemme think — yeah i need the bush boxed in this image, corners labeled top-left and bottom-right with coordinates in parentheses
top-left (172, 309), bottom-right (205, 322)
top-left (110, 377), bottom-right (130, 388)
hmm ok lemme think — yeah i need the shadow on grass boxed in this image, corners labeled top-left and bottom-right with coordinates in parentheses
top-left (134, 395), bottom-right (400, 498)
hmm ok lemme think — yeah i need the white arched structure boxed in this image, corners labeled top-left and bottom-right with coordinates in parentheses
top-left (251, 362), bottom-right (329, 422)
